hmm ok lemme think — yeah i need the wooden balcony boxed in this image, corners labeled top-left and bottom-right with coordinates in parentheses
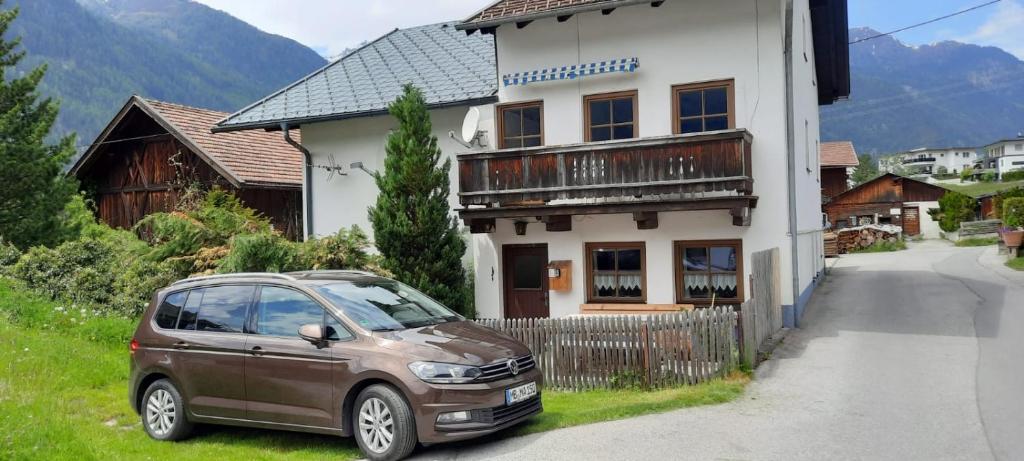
top-left (457, 129), bottom-right (758, 231)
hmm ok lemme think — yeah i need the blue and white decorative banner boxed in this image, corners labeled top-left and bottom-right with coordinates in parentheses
top-left (502, 57), bottom-right (639, 87)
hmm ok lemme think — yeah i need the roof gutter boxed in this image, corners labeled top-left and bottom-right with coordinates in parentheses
top-left (784, 0), bottom-right (802, 327)
top-left (281, 123), bottom-right (313, 240)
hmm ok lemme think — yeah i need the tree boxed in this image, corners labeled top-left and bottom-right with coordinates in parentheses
top-left (850, 154), bottom-right (879, 185)
top-left (0, 2), bottom-right (76, 249)
top-left (369, 84), bottom-right (470, 316)
top-left (927, 191), bottom-right (976, 232)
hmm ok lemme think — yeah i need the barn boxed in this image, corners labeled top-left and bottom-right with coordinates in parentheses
top-left (69, 96), bottom-right (303, 239)
top-left (824, 173), bottom-right (949, 237)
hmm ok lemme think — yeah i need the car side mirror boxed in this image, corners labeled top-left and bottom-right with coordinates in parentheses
top-left (298, 324), bottom-right (325, 346)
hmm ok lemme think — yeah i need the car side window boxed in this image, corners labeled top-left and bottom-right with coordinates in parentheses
top-left (177, 288), bottom-right (204, 330)
top-left (195, 285), bottom-right (254, 333)
top-left (155, 291), bottom-right (187, 329)
top-left (326, 314), bottom-right (354, 341)
top-left (255, 286), bottom-right (325, 338)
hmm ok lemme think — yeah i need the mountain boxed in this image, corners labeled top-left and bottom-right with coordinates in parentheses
top-left (6, 0), bottom-right (326, 145)
top-left (821, 27), bottom-right (1024, 156)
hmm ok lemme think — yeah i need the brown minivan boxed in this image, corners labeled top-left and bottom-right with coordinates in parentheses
top-left (129, 271), bottom-right (542, 461)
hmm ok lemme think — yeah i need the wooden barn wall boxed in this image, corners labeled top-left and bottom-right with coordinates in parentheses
top-left (825, 202), bottom-right (906, 228)
top-left (82, 138), bottom-right (302, 240)
top-left (901, 179), bottom-right (948, 202)
top-left (829, 176), bottom-right (902, 206)
top-left (821, 168), bottom-right (849, 199)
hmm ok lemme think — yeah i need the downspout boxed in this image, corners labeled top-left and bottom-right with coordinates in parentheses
top-left (282, 123), bottom-right (313, 240)
top-left (783, 0), bottom-right (802, 327)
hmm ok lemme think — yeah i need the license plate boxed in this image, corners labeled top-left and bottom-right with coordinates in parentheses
top-left (505, 381), bottom-right (537, 405)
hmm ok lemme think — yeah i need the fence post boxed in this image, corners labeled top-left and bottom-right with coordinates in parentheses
top-left (640, 320), bottom-right (652, 388)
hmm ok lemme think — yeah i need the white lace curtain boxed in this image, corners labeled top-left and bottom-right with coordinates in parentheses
top-left (683, 274), bottom-right (737, 290)
top-left (593, 274), bottom-right (642, 291)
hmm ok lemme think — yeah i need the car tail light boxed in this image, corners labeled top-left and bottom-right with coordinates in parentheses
top-left (130, 339), bottom-right (139, 354)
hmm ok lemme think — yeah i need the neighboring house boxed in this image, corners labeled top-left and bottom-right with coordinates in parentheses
top-left (820, 141), bottom-right (858, 199)
top-left (879, 147), bottom-right (979, 177)
top-left (455, 0), bottom-right (849, 325)
top-left (213, 22), bottom-right (497, 239)
top-left (823, 173), bottom-right (947, 238)
top-left (981, 136), bottom-right (1024, 179)
top-left (70, 96), bottom-right (304, 239)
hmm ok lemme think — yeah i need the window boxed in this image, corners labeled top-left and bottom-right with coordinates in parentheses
top-left (497, 101), bottom-right (543, 148)
top-left (326, 315), bottom-right (354, 341)
top-left (672, 79), bottom-right (734, 134)
top-left (195, 285), bottom-right (254, 333)
top-left (155, 291), bottom-right (187, 329)
top-left (674, 240), bottom-right (742, 304)
top-left (314, 279), bottom-right (463, 331)
top-left (254, 286), bottom-right (326, 338)
top-left (584, 90), bottom-right (637, 142)
top-left (177, 288), bottom-right (203, 330)
top-left (585, 242), bottom-right (645, 303)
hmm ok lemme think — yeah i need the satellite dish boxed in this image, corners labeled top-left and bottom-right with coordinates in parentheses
top-left (461, 107), bottom-right (481, 144)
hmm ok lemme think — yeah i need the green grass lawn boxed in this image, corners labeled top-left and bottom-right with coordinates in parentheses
top-left (850, 239), bottom-right (908, 253)
top-left (956, 237), bottom-right (1001, 247)
top-left (1007, 257), bottom-right (1024, 271)
top-left (0, 278), bottom-right (747, 460)
top-left (942, 180), bottom-right (1024, 198)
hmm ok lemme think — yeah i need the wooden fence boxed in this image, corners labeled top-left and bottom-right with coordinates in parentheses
top-left (475, 307), bottom-right (737, 391)
top-left (739, 247), bottom-right (783, 367)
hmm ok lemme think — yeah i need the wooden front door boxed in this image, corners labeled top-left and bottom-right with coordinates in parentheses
top-left (902, 206), bottom-right (920, 235)
top-left (502, 244), bottom-right (550, 318)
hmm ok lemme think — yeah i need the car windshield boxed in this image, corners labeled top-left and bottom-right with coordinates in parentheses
top-left (313, 280), bottom-right (463, 331)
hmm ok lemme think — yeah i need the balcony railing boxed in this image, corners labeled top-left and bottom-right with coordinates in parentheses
top-left (902, 156), bottom-right (936, 165)
top-left (457, 129), bottom-right (753, 207)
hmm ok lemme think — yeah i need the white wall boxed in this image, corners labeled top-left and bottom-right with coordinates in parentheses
top-left (998, 154), bottom-right (1024, 178)
top-left (474, 0), bottom-right (825, 315)
top-left (299, 105), bottom-right (495, 238)
top-left (473, 211), bottom-right (791, 319)
top-left (904, 201), bottom-right (941, 239)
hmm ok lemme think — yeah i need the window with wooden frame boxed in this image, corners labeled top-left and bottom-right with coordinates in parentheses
top-left (585, 242), bottom-right (646, 303)
top-left (497, 101), bottom-right (543, 148)
top-left (584, 90), bottom-right (638, 142)
top-left (674, 240), bottom-right (743, 304)
top-left (672, 79), bottom-right (735, 134)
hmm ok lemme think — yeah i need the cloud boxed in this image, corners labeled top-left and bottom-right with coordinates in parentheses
top-left (957, 0), bottom-right (1024, 59)
top-left (194, 0), bottom-right (492, 57)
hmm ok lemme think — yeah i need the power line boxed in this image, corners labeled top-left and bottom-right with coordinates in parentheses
top-left (74, 132), bottom-right (172, 150)
top-left (849, 0), bottom-right (1001, 45)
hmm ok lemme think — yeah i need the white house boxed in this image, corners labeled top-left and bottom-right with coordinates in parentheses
top-left (214, 0), bottom-right (849, 328)
top-left (213, 22), bottom-right (498, 237)
top-left (981, 136), bottom-right (1024, 179)
top-left (455, 0), bottom-right (849, 326)
top-left (879, 147), bottom-right (979, 177)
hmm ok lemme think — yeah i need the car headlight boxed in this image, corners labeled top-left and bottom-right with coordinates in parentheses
top-left (407, 361), bottom-right (483, 384)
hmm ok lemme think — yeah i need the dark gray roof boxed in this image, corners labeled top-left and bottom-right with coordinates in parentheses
top-left (215, 22), bottom-right (496, 132)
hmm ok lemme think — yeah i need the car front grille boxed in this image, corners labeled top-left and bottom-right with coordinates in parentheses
top-left (476, 355), bottom-right (536, 382)
top-left (472, 396), bottom-right (542, 426)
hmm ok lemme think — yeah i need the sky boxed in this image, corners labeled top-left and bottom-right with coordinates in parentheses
top-left (193, 0), bottom-right (1024, 59)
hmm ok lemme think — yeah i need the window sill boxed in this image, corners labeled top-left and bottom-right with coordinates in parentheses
top-left (581, 303), bottom-right (693, 315)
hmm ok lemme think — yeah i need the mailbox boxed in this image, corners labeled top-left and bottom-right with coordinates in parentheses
top-left (547, 260), bottom-right (571, 291)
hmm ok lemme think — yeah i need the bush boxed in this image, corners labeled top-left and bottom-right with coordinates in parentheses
top-left (10, 238), bottom-right (122, 308)
top-left (960, 167), bottom-right (974, 182)
top-left (993, 187), bottom-right (1024, 219)
top-left (1003, 197), bottom-right (1024, 229)
top-left (930, 191), bottom-right (977, 232)
top-left (851, 239), bottom-right (907, 253)
top-left (1001, 170), bottom-right (1024, 182)
top-left (936, 166), bottom-right (948, 175)
top-left (217, 232), bottom-right (300, 273)
top-left (299, 226), bottom-right (372, 270)
top-left (981, 171), bottom-right (997, 182)
top-left (0, 236), bottom-right (20, 268)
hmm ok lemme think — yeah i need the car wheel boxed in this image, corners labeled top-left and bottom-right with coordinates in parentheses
top-left (141, 379), bottom-right (194, 441)
top-left (353, 384), bottom-right (417, 461)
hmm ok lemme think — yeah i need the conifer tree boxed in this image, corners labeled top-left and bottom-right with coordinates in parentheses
top-left (0, 2), bottom-right (77, 248)
top-left (369, 84), bottom-right (470, 315)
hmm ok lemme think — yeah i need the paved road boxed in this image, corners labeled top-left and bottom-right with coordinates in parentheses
top-left (411, 241), bottom-right (1023, 460)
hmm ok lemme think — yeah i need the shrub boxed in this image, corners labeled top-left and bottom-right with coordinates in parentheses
top-left (982, 171), bottom-right (997, 182)
top-left (299, 226), bottom-right (371, 270)
top-left (1003, 197), bottom-right (1024, 229)
top-left (936, 166), bottom-right (948, 175)
top-left (217, 232), bottom-right (300, 273)
top-left (1001, 170), bottom-right (1024, 182)
top-left (930, 191), bottom-right (977, 232)
top-left (0, 236), bottom-right (20, 268)
top-left (10, 238), bottom-right (122, 307)
top-left (851, 239), bottom-right (907, 253)
top-left (960, 167), bottom-right (974, 182)
top-left (993, 187), bottom-right (1024, 219)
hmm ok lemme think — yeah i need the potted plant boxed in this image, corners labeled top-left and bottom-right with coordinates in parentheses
top-left (1002, 198), bottom-right (1024, 248)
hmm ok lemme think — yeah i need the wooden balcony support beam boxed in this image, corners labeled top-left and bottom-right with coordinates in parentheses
top-left (467, 218), bottom-right (496, 234)
top-left (459, 196), bottom-right (758, 221)
top-left (543, 215), bottom-right (572, 232)
top-left (633, 211), bottom-right (659, 230)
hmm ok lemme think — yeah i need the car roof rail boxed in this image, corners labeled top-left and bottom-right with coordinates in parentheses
top-left (286, 269), bottom-right (378, 278)
top-left (170, 272), bottom-right (297, 286)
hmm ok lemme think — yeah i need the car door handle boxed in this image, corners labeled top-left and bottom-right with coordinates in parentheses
top-left (173, 341), bottom-right (190, 350)
top-left (249, 346), bottom-right (264, 357)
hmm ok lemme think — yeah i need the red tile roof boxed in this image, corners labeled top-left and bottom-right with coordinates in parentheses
top-left (461, 0), bottom-right (638, 28)
top-left (820, 141), bottom-right (859, 168)
top-left (144, 99), bottom-right (303, 187)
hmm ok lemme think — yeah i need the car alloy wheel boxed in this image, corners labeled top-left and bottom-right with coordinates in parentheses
top-left (146, 389), bottom-right (176, 436)
top-left (358, 397), bottom-right (394, 453)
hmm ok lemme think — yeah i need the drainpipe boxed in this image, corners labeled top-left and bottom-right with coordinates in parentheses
top-left (783, 0), bottom-right (802, 327)
top-left (282, 123), bottom-right (313, 240)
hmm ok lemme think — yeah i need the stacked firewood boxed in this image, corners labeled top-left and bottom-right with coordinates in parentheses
top-left (824, 232), bottom-right (839, 257)
top-left (835, 225), bottom-right (902, 254)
